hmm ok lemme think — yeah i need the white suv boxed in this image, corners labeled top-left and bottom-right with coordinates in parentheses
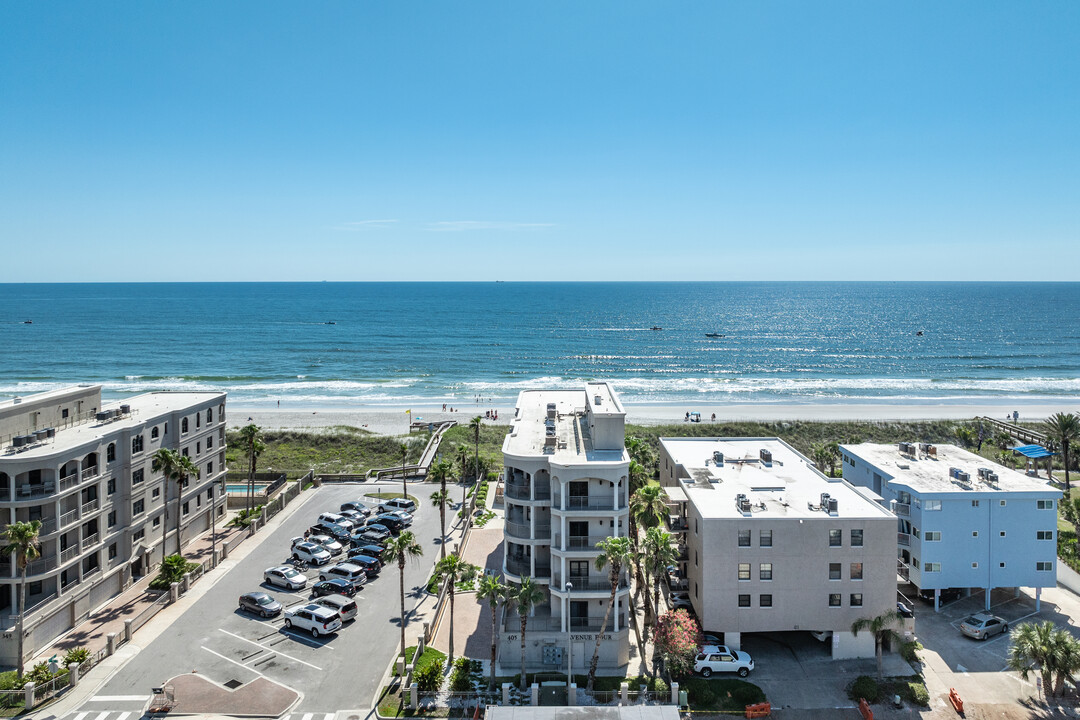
top-left (694, 646), bottom-right (754, 677)
top-left (319, 563), bottom-right (367, 589)
top-left (378, 497), bottom-right (416, 513)
top-left (283, 603), bottom-right (342, 637)
top-left (264, 565), bottom-right (308, 590)
top-left (291, 541), bottom-right (331, 566)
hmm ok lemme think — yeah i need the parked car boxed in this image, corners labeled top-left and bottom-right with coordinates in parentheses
top-left (670, 592), bottom-right (693, 611)
top-left (347, 554), bottom-right (381, 577)
top-left (290, 541), bottom-right (332, 566)
top-left (897, 602), bottom-right (914, 619)
top-left (311, 578), bottom-right (357, 598)
top-left (918, 587), bottom-right (963, 605)
top-left (319, 563), bottom-right (367, 589)
top-left (694, 647), bottom-right (754, 677)
top-left (283, 603), bottom-right (341, 637)
top-left (378, 497), bottom-right (416, 513)
top-left (349, 544), bottom-right (386, 562)
top-left (310, 523), bottom-right (353, 541)
top-left (238, 592), bottom-right (283, 618)
top-left (306, 534), bottom-right (345, 556)
top-left (338, 509), bottom-right (368, 524)
top-left (382, 509), bottom-right (413, 525)
top-left (364, 521), bottom-right (394, 535)
top-left (340, 501), bottom-right (372, 515)
top-left (357, 526), bottom-right (390, 543)
top-left (264, 565), bottom-right (308, 590)
top-left (959, 612), bottom-right (1008, 640)
top-left (373, 514), bottom-right (404, 532)
top-left (312, 594), bottom-right (358, 622)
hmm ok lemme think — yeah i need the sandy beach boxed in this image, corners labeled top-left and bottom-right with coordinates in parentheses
top-left (227, 402), bottom-right (1078, 436)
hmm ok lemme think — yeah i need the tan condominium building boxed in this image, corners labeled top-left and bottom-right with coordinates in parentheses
top-left (500, 382), bottom-right (630, 674)
top-left (0, 385), bottom-right (227, 666)
top-left (659, 437), bottom-right (897, 659)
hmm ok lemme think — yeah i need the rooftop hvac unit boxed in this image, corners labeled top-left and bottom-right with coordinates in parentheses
top-left (712, 451), bottom-right (724, 464)
top-left (827, 498), bottom-right (838, 514)
top-left (546, 403), bottom-right (557, 419)
top-left (957, 471), bottom-right (971, 483)
top-left (95, 411), bottom-right (110, 422)
top-left (760, 449), bottom-right (773, 464)
top-left (820, 492), bottom-right (831, 510)
top-left (45, 427), bottom-right (55, 438)
top-left (977, 467), bottom-right (990, 479)
top-left (120, 404), bottom-right (131, 415)
top-left (927, 445), bottom-right (937, 456)
top-left (544, 435), bottom-right (557, 448)
top-left (986, 472), bottom-right (999, 482)
top-left (735, 493), bottom-right (752, 513)
top-left (898, 442), bottom-right (908, 454)
top-left (33, 430), bottom-right (48, 441)
top-left (12, 435), bottom-right (26, 448)
top-left (918, 442), bottom-right (931, 452)
top-left (949, 467), bottom-right (960, 479)
top-left (594, 394), bottom-right (603, 406)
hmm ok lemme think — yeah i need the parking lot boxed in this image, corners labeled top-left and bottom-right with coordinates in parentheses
top-left (88, 482), bottom-right (448, 715)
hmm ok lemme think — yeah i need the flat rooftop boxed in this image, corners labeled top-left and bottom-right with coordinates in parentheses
top-left (1, 391), bottom-right (225, 460)
top-left (487, 707), bottom-right (679, 720)
top-left (662, 437), bottom-right (894, 520)
top-left (842, 442), bottom-right (1056, 495)
top-left (504, 387), bottom-right (627, 464)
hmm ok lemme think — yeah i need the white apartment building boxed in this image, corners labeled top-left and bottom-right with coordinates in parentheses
top-left (659, 438), bottom-right (897, 659)
top-left (841, 442), bottom-right (1059, 611)
top-left (500, 382), bottom-right (630, 674)
top-left (0, 385), bottom-right (227, 665)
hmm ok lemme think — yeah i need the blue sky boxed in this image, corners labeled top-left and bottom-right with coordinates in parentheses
top-left (1, 2), bottom-right (1077, 281)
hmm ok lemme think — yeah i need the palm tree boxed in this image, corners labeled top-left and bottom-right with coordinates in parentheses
top-left (2, 520), bottom-right (41, 680)
top-left (1008, 621), bottom-right (1059, 695)
top-left (630, 484), bottom-right (668, 532)
top-left (430, 489), bottom-right (451, 561)
top-left (433, 553), bottom-right (472, 668)
top-left (628, 459), bottom-right (649, 497)
top-left (174, 454), bottom-right (200, 555)
top-left (507, 576), bottom-right (545, 691)
top-left (477, 574), bottom-right (507, 690)
top-left (643, 527), bottom-right (677, 630)
top-left (625, 436), bottom-right (656, 474)
top-left (152, 448), bottom-right (182, 560)
top-left (1052, 629), bottom-right (1080, 696)
top-left (811, 443), bottom-right (833, 474)
top-left (455, 443), bottom-right (471, 483)
top-left (851, 609), bottom-right (903, 679)
top-left (399, 442), bottom-right (409, 504)
top-left (382, 531), bottom-right (424, 664)
top-left (469, 416), bottom-right (483, 483)
top-left (1043, 412), bottom-right (1080, 494)
top-left (587, 535), bottom-right (634, 690)
top-left (237, 424), bottom-right (264, 514)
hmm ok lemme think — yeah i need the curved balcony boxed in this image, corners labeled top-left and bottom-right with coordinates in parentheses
top-left (505, 556), bottom-right (551, 581)
top-left (504, 481), bottom-right (551, 504)
top-left (551, 534), bottom-right (611, 553)
top-left (552, 494), bottom-right (628, 513)
top-left (505, 521), bottom-right (552, 541)
top-left (551, 577), bottom-right (629, 594)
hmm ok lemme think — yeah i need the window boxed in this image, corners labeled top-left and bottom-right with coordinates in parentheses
top-left (759, 594), bottom-right (772, 608)
top-left (181, 477), bottom-right (189, 489)
top-left (912, 526), bottom-right (920, 539)
top-left (695, 519), bottom-right (698, 534)
top-left (829, 529), bottom-right (842, 547)
top-left (924, 500), bottom-right (942, 511)
top-left (925, 562), bottom-right (941, 572)
top-left (850, 529), bottom-right (863, 547)
top-left (972, 531), bottom-right (979, 537)
top-left (218, 403), bottom-right (224, 420)
top-left (971, 500), bottom-right (980, 507)
top-left (108, 543), bottom-right (117, 560)
top-left (182, 418), bottom-right (189, 434)
top-left (196, 413), bottom-right (201, 428)
top-left (1000, 531), bottom-right (1006, 538)
top-left (29, 581), bottom-right (42, 595)
top-left (1038, 500), bottom-right (1054, 510)
top-left (829, 563), bottom-right (842, 580)
top-left (1037, 531), bottom-right (1054, 540)
top-left (207, 461), bottom-right (213, 475)
top-left (912, 558), bottom-right (919, 569)
top-left (206, 408), bottom-right (212, 424)
top-left (1037, 561), bottom-right (1053, 572)
top-left (850, 562), bottom-right (863, 580)
top-left (829, 594), bottom-right (841, 607)
top-left (107, 478), bottom-right (116, 495)
top-left (62, 408), bottom-right (69, 419)
top-left (132, 469), bottom-right (144, 485)
top-left (694, 582), bottom-right (698, 598)
top-left (152, 487), bottom-right (160, 499)
top-left (738, 594), bottom-right (751, 607)
top-left (107, 511), bottom-right (117, 528)
top-left (182, 501), bottom-right (190, 516)
top-left (182, 448), bottom-right (189, 458)
top-left (207, 435), bottom-right (213, 450)
top-left (759, 563), bottom-right (772, 581)
top-left (107, 443), bottom-right (116, 462)
top-left (1000, 562), bottom-right (1006, 568)
top-left (196, 442), bottom-right (201, 455)
top-left (925, 531), bottom-right (941, 542)
top-left (570, 560), bottom-right (589, 577)
top-left (738, 563), bottom-right (751, 581)
top-left (850, 593), bottom-right (863, 607)
top-left (738, 529), bottom-right (751, 547)
top-left (196, 494), bottom-right (201, 507)
top-left (695, 551), bottom-right (698, 566)
top-left (1000, 500), bottom-right (1007, 507)
top-left (132, 435), bottom-right (144, 453)
top-left (759, 530), bottom-right (772, 547)
top-left (164, 422), bottom-right (167, 434)
top-left (151, 426), bottom-right (159, 439)
top-left (132, 528), bottom-right (144, 543)
top-left (153, 516), bottom-right (160, 528)
top-left (132, 499), bottom-right (145, 516)
top-left (972, 562), bottom-right (979, 568)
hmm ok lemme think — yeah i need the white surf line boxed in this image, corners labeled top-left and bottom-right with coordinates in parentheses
top-left (219, 628), bottom-right (324, 670)
top-left (201, 646), bottom-right (268, 677)
top-left (88, 696), bottom-right (147, 702)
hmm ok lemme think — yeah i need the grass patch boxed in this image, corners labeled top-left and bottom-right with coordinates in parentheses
top-left (392, 646), bottom-right (447, 677)
top-left (474, 510), bottom-right (495, 527)
top-left (681, 677), bottom-right (765, 711)
top-left (847, 675), bottom-right (929, 707)
top-left (226, 428), bottom-right (429, 477)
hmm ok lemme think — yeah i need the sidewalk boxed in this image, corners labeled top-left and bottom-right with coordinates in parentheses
top-left (34, 521), bottom-right (247, 663)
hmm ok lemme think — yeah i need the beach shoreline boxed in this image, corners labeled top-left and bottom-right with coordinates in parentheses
top-left (225, 401), bottom-right (1074, 436)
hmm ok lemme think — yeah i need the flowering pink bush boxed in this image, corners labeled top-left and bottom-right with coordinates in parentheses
top-left (653, 609), bottom-right (703, 677)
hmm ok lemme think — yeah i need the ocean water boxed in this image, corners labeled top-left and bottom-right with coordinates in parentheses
top-left (0, 282), bottom-right (1078, 408)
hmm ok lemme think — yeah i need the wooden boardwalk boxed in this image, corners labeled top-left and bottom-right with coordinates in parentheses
top-left (367, 420), bottom-right (457, 480)
top-left (978, 416), bottom-right (1046, 445)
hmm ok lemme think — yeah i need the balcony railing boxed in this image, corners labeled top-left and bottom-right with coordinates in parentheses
top-left (895, 503), bottom-right (910, 517)
top-left (81, 499), bottom-right (99, 515)
top-left (27, 554), bottom-right (57, 575)
top-left (557, 577), bottom-right (629, 592)
top-left (60, 545), bottom-right (80, 564)
top-left (898, 532), bottom-right (910, 547)
top-left (59, 509), bottom-right (79, 529)
top-left (553, 534), bottom-right (612, 550)
top-left (81, 534), bottom-right (99, 550)
top-left (554, 495), bottom-right (627, 511)
top-left (81, 466), bottom-right (98, 480)
top-left (508, 616), bottom-right (627, 633)
top-left (897, 559), bottom-right (911, 581)
top-left (59, 474), bottom-right (80, 492)
top-left (667, 516), bottom-right (689, 532)
top-left (506, 557), bottom-right (551, 578)
top-left (505, 483), bottom-right (551, 501)
top-left (505, 521), bottom-right (551, 539)
top-left (37, 517), bottom-right (57, 536)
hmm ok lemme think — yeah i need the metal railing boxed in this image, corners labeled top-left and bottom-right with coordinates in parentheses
top-left (895, 503), bottom-right (910, 517)
top-left (81, 533), bottom-right (99, 550)
top-left (898, 532), bottom-right (910, 547)
top-left (81, 498), bottom-right (99, 515)
top-left (59, 474), bottom-right (80, 492)
top-left (555, 577), bottom-right (629, 592)
top-left (505, 483), bottom-right (552, 501)
top-left (897, 559), bottom-right (911, 581)
top-left (552, 534), bottom-right (610, 550)
top-left (505, 521), bottom-right (552, 539)
top-left (59, 509), bottom-right (79, 528)
top-left (27, 554), bottom-right (57, 575)
top-left (553, 495), bottom-right (627, 511)
top-left (505, 557), bottom-right (551, 577)
top-left (81, 466), bottom-right (98, 480)
top-left (60, 545), bottom-right (79, 563)
top-left (131, 591), bottom-right (171, 633)
top-left (38, 517), bottom-right (57, 535)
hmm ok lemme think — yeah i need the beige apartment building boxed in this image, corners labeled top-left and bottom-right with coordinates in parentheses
top-left (0, 385), bottom-right (227, 666)
top-left (659, 437), bottom-right (896, 659)
top-left (500, 382), bottom-right (630, 674)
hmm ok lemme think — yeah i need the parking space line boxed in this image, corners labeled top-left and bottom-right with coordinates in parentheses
top-left (324, 713), bottom-right (335, 720)
top-left (201, 646), bottom-right (268, 677)
top-left (302, 713), bottom-right (314, 720)
top-left (94, 711), bottom-right (110, 720)
top-left (281, 628), bottom-right (335, 650)
top-left (73, 713), bottom-right (88, 720)
top-left (219, 628), bottom-right (325, 670)
top-left (88, 696), bottom-right (147, 702)
top-left (116, 712), bottom-right (132, 720)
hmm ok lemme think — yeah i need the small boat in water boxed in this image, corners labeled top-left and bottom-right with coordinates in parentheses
top-left (915, 331), bottom-right (923, 336)
top-left (325, 321), bottom-right (336, 325)
top-left (650, 326), bottom-right (662, 331)
top-left (22, 320), bottom-right (32, 324)
top-left (704, 332), bottom-right (724, 338)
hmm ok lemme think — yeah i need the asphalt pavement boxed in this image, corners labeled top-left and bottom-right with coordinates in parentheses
top-left (69, 481), bottom-right (449, 717)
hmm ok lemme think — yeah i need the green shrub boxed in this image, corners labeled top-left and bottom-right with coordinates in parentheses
top-left (449, 657), bottom-right (481, 691)
top-left (900, 640), bottom-right (922, 663)
top-left (849, 675), bottom-right (879, 703)
top-left (148, 555), bottom-right (200, 590)
top-left (63, 647), bottom-right (90, 665)
top-left (730, 682), bottom-right (764, 706)
top-left (415, 658), bottom-right (445, 691)
top-left (905, 680), bottom-right (930, 706)
top-left (690, 686), bottom-right (715, 707)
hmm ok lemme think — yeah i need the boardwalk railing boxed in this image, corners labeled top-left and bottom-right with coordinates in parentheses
top-left (978, 416), bottom-right (1046, 445)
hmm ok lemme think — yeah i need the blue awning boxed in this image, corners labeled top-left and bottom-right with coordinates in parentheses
top-left (1014, 444), bottom-right (1056, 459)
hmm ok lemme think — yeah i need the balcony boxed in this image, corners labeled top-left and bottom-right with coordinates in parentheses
top-left (898, 532), bottom-right (910, 547)
top-left (505, 521), bottom-right (551, 540)
top-left (506, 556), bottom-right (551, 578)
top-left (59, 509), bottom-right (79, 529)
top-left (81, 466), bottom-right (98, 481)
top-left (37, 517), bottom-right (57, 536)
top-left (27, 554), bottom-right (57, 575)
top-left (554, 495), bottom-right (627, 512)
top-left (505, 482), bottom-right (551, 502)
top-left (557, 577), bottom-right (629, 592)
top-left (553, 534), bottom-right (611, 551)
top-left (13, 484), bottom-right (54, 501)
top-left (897, 559), bottom-right (911, 581)
top-left (81, 534), bottom-right (99, 550)
top-left (59, 474), bottom-right (80, 493)
top-left (895, 503), bottom-right (910, 517)
top-left (60, 545), bottom-right (80, 564)
top-left (667, 516), bottom-right (689, 532)
top-left (81, 499), bottom-right (100, 515)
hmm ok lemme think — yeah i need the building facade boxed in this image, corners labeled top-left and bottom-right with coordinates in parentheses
top-left (659, 437), bottom-right (897, 659)
top-left (0, 386), bottom-right (227, 665)
top-left (500, 382), bottom-right (631, 674)
top-left (840, 442), bottom-right (1059, 610)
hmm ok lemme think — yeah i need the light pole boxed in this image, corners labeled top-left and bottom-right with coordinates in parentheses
top-left (565, 582), bottom-right (573, 688)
